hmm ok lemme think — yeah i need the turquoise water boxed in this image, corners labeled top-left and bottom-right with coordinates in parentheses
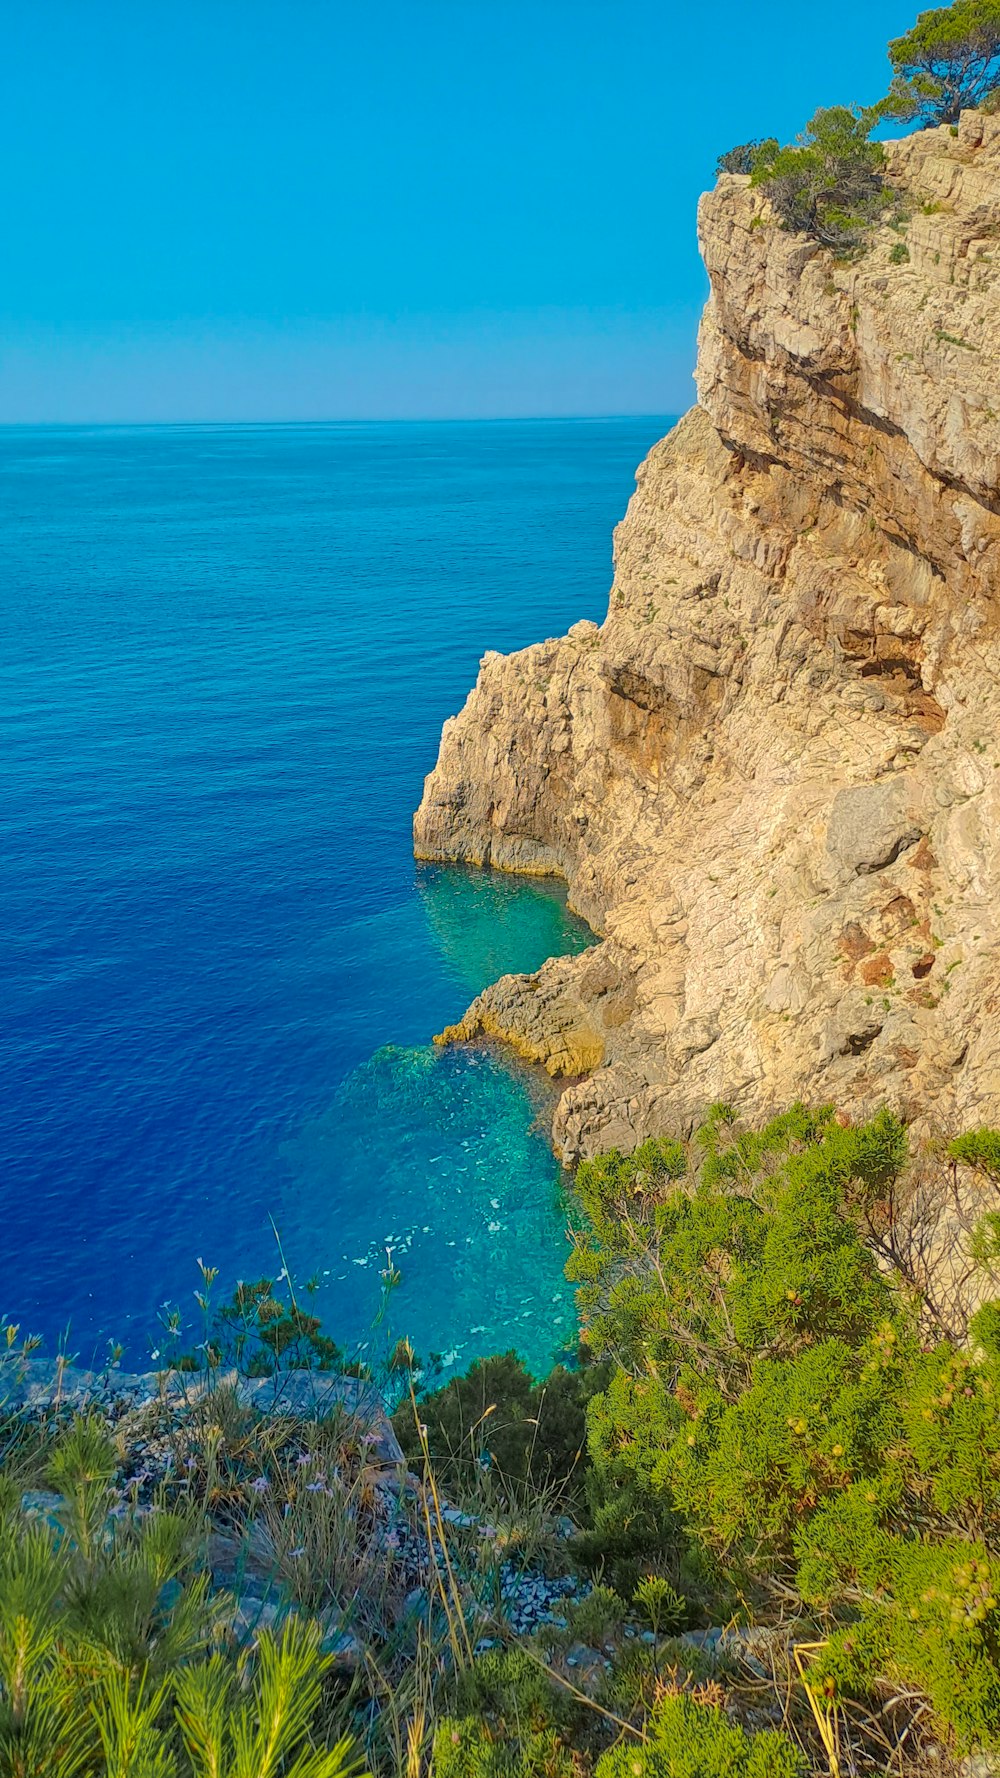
top-left (0, 418), bottom-right (669, 1377)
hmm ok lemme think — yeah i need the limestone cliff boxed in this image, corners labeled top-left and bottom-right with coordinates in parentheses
top-left (414, 112), bottom-right (1000, 1164)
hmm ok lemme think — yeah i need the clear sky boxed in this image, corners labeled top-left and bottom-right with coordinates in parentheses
top-left (3, 0), bottom-right (918, 422)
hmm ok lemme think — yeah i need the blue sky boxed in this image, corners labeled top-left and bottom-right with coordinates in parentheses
top-left (3, 0), bottom-right (918, 422)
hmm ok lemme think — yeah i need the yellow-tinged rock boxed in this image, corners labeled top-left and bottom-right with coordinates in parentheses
top-left (415, 114), bottom-right (1000, 1167)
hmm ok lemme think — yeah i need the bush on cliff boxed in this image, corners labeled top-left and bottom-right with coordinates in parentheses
top-left (436, 1689), bottom-right (806, 1778)
top-left (747, 106), bottom-right (891, 251)
top-left (6, 1103), bottom-right (1000, 1773)
top-left (717, 0), bottom-right (1000, 250)
top-left (715, 138), bottom-right (778, 177)
top-left (887, 0), bottom-right (1000, 125)
top-left (595, 1693), bottom-right (806, 1778)
top-left (393, 1349), bottom-right (604, 1500)
top-left (163, 1268), bottom-right (352, 1378)
top-left (569, 1106), bottom-right (1000, 1754)
top-left (433, 1647), bottom-right (806, 1778)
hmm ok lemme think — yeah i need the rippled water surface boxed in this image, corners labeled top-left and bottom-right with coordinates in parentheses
top-left (0, 418), bottom-right (669, 1374)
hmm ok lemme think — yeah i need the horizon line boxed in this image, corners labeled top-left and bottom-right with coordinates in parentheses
top-left (0, 411), bottom-right (678, 431)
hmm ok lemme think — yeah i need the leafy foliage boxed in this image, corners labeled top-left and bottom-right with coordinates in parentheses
top-left (571, 1108), bottom-right (1000, 1751)
top-left (165, 1272), bottom-right (350, 1377)
top-left (437, 1679), bottom-right (806, 1778)
top-left (434, 1647), bottom-right (580, 1778)
top-left (950, 1126), bottom-right (1000, 1183)
top-left (176, 1617), bottom-right (361, 1778)
top-left (632, 1574), bottom-right (686, 1636)
top-left (595, 1694), bottom-right (805, 1778)
top-left (749, 106), bottom-right (891, 251)
top-left (888, 0), bottom-right (1000, 124)
top-left (395, 1350), bottom-right (606, 1499)
top-left (433, 1717), bottom-right (575, 1778)
top-left (715, 139), bottom-right (778, 176)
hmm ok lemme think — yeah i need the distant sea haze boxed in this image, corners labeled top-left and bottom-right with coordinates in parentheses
top-left (0, 418), bottom-right (671, 1377)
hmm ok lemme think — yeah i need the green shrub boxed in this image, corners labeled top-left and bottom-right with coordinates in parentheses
top-left (572, 1107), bottom-right (899, 1409)
top-left (175, 1618), bottom-right (362, 1778)
top-left (749, 106), bottom-right (890, 251)
top-left (807, 1536), bottom-right (1000, 1752)
top-left (560, 1583), bottom-right (626, 1646)
top-left (716, 139), bottom-right (779, 176)
top-left (572, 1111), bottom-right (908, 1594)
top-left (570, 1107), bottom-right (1000, 1750)
top-left (633, 1574), bottom-right (687, 1636)
top-left (950, 1127), bottom-right (1000, 1183)
top-left (595, 1639), bottom-right (710, 1716)
top-left (395, 1350), bottom-right (606, 1500)
top-left (569, 1466), bottom-right (684, 1599)
top-left (0, 1415), bottom-right (364, 1778)
top-left (206, 1275), bottom-right (346, 1374)
top-left (441, 1646), bottom-right (581, 1778)
top-left (433, 1718), bottom-right (574, 1778)
top-left (595, 1693), bottom-right (805, 1778)
top-left (159, 1266), bottom-right (351, 1379)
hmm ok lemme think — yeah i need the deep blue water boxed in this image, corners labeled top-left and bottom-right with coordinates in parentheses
top-left (0, 418), bottom-right (669, 1378)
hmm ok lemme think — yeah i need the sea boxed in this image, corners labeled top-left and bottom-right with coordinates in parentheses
top-left (0, 418), bottom-right (670, 1380)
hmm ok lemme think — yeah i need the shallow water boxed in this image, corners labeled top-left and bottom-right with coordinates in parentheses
top-left (0, 417), bottom-right (670, 1376)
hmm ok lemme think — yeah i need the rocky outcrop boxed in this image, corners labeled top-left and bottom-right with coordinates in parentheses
top-left (0, 1359), bottom-right (403, 1461)
top-left (415, 112), bottom-right (1000, 1163)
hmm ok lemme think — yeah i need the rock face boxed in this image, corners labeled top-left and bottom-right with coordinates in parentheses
top-left (415, 113), bottom-right (1000, 1163)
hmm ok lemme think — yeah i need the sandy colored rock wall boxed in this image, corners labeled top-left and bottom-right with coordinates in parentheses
top-left (415, 113), bottom-right (1000, 1162)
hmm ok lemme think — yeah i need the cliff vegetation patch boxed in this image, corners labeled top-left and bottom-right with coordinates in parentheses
top-left (720, 0), bottom-right (1000, 250)
top-left (3, 1105), bottom-right (1000, 1774)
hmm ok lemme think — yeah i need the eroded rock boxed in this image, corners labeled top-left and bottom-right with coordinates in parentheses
top-left (415, 115), bottom-right (1000, 1161)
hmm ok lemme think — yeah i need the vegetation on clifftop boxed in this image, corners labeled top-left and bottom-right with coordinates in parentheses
top-left (718, 0), bottom-right (1000, 251)
top-left (3, 1103), bottom-right (1000, 1776)
top-left (748, 105), bottom-right (895, 251)
top-left (889, 0), bottom-right (1000, 124)
top-left (415, 1106), bottom-right (1000, 1774)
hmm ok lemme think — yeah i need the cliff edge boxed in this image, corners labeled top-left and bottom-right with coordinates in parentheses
top-left (414, 113), bottom-right (1000, 1163)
